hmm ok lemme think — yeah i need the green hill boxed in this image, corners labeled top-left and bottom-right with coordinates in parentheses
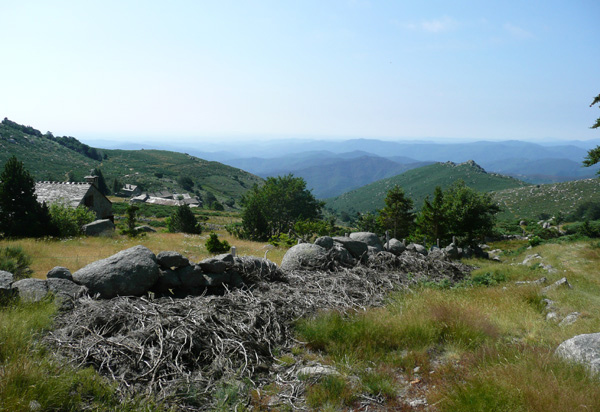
top-left (0, 119), bottom-right (263, 208)
top-left (493, 178), bottom-right (600, 221)
top-left (325, 160), bottom-right (528, 216)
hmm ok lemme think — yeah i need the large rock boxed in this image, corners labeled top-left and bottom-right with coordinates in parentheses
top-left (556, 333), bottom-right (600, 374)
top-left (0, 270), bottom-right (16, 301)
top-left (443, 243), bottom-right (461, 259)
top-left (406, 243), bottom-right (428, 256)
top-left (72, 245), bottom-right (159, 298)
top-left (82, 219), bottom-right (115, 236)
top-left (331, 244), bottom-right (355, 266)
top-left (12, 278), bottom-right (49, 302)
top-left (47, 278), bottom-right (88, 306)
top-left (281, 243), bottom-right (328, 271)
top-left (47, 266), bottom-right (73, 281)
top-left (332, 237), bottom-right (368, 260)
top-left (314, 236), bottom-right (334, 250)
top-left (349, 232), bottom-right (383, 251)
top-left (386, 238), bottom-right (406, 256)
top-left (157, 251), bottom-right (190, 269)
top-left (198, 253), bottom-right (234, 274)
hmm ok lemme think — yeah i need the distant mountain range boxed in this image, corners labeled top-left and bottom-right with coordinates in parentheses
top-left (214, 140), bottom-right (598, 197)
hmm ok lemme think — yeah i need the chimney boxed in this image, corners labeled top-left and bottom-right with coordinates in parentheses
top-left (84, 175), bottom-right (99, 187)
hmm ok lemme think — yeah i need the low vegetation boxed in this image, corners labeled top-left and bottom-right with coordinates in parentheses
top-left (291, 239), bottom-right (600, 411)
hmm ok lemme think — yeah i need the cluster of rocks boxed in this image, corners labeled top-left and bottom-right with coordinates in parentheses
top-left (1, 245), bottom-right (282, 304)
top-left (281, 231), bottom-right (490, 272)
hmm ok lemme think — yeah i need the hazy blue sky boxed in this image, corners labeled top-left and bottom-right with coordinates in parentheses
top-left (1, 1), bottom-right (599, 143)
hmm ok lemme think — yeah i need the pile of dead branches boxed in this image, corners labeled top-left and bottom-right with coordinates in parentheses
top-left (45, 251), bottom-right (471, 410)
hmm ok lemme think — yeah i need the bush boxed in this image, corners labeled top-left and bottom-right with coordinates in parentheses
top-left (0, 246), bottom-right (33, 279)
top-left (167, 205), bottom-right (202, 234)
top-left (205, 233), bottom-right (231, 254)
top-left (49, 204), bottom-right (96, 237)
top-left (528, 236), bottom-right (542, 247)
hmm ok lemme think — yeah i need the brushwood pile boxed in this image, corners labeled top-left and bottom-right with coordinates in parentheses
top-left (2, 232), bottom-right (474, 410)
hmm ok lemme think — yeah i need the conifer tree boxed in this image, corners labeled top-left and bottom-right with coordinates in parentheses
top-left (0, 156), bottom-right (55, 237)
top-left (377, 185), bottom-right (414, 239)
top-left (416, 185), bottom-right (447, 243)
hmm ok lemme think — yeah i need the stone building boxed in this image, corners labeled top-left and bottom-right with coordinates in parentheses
top-left (34, 176), bottom-right (113, 221)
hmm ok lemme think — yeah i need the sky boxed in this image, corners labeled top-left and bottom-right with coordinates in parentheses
top-left (1, 0), bottom-right (599, 144)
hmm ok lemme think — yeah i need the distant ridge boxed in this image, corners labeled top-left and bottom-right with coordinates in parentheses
top-left (325, 160), bottom-right (528, 216)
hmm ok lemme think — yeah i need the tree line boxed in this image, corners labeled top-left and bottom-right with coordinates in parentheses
top-left (233, 174), bottom-right (500, 247)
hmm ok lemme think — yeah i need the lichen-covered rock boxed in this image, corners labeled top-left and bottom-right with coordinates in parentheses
top-left (72, 245), bottom-right (159, 298)
top-left (407, 243), bottom-right (428, 256)
top-left (556, 333), bottom-right (600, 374)
top-left (198, 254), bottom-right (234, 274)
top-left (331, 244), bottom-right (355, 267)
top-left (386, 238), bottom-right (406, 256)
top-left (12, 278), bottom-right (49, 302)
top-left (314, 236), bottom-right (334, 250)
top-left (281, 243), bottom-right (328, 271)
top-left (47, 266), bottom-right (73, 281)
top-left (82, 219), bottom-right (115, 236)
top-left (349, 232), bottom-right (383, 251)
top-left (0, 271), bottom-right (16, 301)
top-left (47, 278), bottom-right (88, 304)
top-left (157, 251), bottom-right (190, 269)
top-left (332, 237), bottom-right (368, 260)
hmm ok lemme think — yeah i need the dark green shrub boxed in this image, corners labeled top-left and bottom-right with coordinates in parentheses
top-left (0, 246), bottom-right (33, 279)
top-left (205, 233), bottom-right (230, 253)
top-left (167, 204), bottom-right (202, 234)
top-left (528, 236), bottom-right (542, 247)
top-left (49, 204), bottom-right (96, 237)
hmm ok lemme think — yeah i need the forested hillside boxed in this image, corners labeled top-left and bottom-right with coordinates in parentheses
top-left (325, 160), bottom-right (528, 216)
top-left (0, 119), bottom-right (263, 208)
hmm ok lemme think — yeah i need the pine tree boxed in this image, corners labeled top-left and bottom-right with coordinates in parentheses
top-left (167, 204), bottom-right (202, 234)
top-left (377, 185), bottom-right (414, 239)
top-left (0, 156), bottom-right (55, 237)
top-left (416, 186), bottom-right (447, 243)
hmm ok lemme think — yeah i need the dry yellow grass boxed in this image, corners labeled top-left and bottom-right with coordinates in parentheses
top-left (0, 231), bottom-right (287, 278)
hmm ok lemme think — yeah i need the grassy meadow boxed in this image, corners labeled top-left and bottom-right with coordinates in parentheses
top-left (2, 210), bottom-right (600, 410)
top-left (284, 239), bottom-right (600, 411)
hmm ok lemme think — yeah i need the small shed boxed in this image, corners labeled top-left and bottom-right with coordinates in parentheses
top-left (35, 176), bottom-right (113, 221)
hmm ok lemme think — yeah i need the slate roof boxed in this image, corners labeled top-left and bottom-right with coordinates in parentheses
top-left (34, 182), bottom-right (92, 208)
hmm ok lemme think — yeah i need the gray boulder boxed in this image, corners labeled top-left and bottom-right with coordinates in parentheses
top-left (281, 243), bottom-right (328, 271)
top-left (332, 237), bottom-right (368, 260)
top-left (556, 333), bottom-right (600, 374)
top-left (72, 245), bottom-right (159, 298)
top-left (330, 244), bottom-right (355, 267)
top-left (0, 271), bottom-right (16, 301)
top-left (386, 238), bottom-right (406, 256)
top-left (314, 236), bottom-right (334, 250)
top-left (349, 232), bottom-right (383, 251)
top-left (12, 278), bottom-right (49, 302)
top-left (198, 253), bottom-right (234, 274)
top-left (176, 265), bottom-right (208, 288)
top-left (47, 278), bottom-right (88, 302)
top-left (443, 243), bottom-right (460, 259)
top-left (407, 243), bottom-right (428, 256)
top-left (157, 251), bottom-right (190, 269)
top-left (82, 219), bottom-right (115, 236)
top-left (47, 266), bottom-right (72, 281)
